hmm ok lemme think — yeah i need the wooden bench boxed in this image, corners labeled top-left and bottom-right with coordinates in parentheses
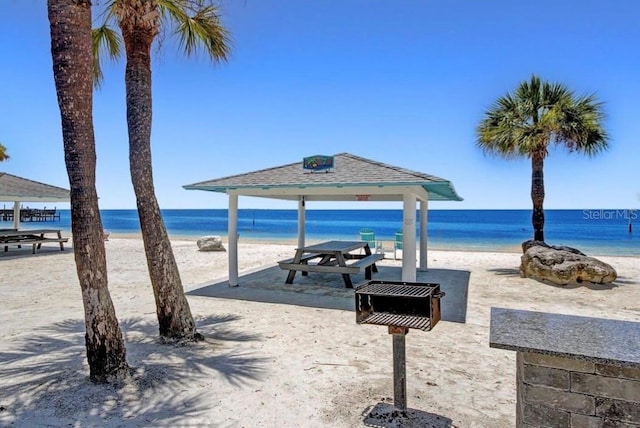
top-left (278, 253), bottom-right (383, 288)
top-left (350, 254), bottom-right (384, 278)
top-left (3, 236), bottom-right (69, 254)
top-left (35, 237), bottom-right (69, 252)
top-left (277, 253), bottom-right (324, 266)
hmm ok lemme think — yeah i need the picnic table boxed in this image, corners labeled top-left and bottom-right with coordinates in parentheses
top-left (278, 240), bottom-right (384, 288)
top-left (0, 228), bottom-right (68, 254)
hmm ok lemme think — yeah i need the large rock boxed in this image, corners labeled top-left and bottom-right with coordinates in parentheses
top-left (197, 235), bottom-right (226, 252)
top-left (520, 242), bottom-right (617, 285)
top-left (521, 239), bottom-right (586, 256)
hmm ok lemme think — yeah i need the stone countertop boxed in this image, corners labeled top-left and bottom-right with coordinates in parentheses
top-left (489, 307), bottom-right (640, 368)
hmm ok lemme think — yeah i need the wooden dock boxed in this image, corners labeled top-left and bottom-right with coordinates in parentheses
top-left (0, 208), bottom-right (61, 222)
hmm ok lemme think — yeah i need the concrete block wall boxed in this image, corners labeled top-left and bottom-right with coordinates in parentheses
top-left (516, 352), bottom-right (640, 427)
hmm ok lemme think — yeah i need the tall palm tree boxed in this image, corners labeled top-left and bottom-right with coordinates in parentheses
top-left (93, 0), bottom-right (230, 341)
top-left (0, 143), bottom-right (8, 161)
top-left (48, 0), bottom-right (130, 382)
top-left (477, 75), bottom-right (608, 242)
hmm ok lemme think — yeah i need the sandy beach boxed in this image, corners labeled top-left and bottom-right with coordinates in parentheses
top-left (0, 237), bottom-right (638, 427)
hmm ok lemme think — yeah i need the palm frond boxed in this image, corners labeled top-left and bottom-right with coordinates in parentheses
top-left (477, 74), bottom-right (608, 162)
top-left (92, 0), bottom-right (230, 88)
top-left (554, 93), bottom-right (609, 156)
top-left (0, 143), bottom-right (9, 162)
top-left (477, 91), bottom-right (541, 159)
top-left (93, 0), bottom-right (118, 24)
top-left (92, 24), bottom-right (123, 88)
top-left (159, 0), bottom-right (231, 61)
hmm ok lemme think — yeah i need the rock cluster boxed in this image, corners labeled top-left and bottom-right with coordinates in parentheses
top-left (520, 240), bottom-right (617, 285)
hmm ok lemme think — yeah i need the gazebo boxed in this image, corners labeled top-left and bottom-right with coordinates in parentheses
top-left (0, 172), bottom-right (70, 229)
top-left (184, 153), bottom-right (462, 286)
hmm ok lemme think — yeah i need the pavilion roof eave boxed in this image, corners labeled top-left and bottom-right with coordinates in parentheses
top-left (0, 196), bottom-right (70, 203)
top-left (184, 182), bottom-right (462, 202)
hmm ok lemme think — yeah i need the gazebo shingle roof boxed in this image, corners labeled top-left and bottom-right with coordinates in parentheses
top-left (0, 172), bottom-right (70, 202)
top-left (184, 152), bottom-right (462, 201)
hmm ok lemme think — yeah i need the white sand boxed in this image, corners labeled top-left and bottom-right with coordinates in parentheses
top-left (0, 237), bottom-right (638, 427)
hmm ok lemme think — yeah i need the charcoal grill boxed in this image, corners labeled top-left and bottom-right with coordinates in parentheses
top-left (355, 280), bottom-right (445, 413)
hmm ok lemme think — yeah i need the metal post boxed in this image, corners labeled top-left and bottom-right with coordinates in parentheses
top-left (389, 326), bottom-right (409, 413)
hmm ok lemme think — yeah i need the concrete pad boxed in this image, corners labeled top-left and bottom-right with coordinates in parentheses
top-left (188, 265), bottom-right (469, 323)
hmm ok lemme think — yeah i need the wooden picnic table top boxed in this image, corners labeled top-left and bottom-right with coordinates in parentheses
top-left (284, 240), bottom-right (379, 288)
top-left (0, 229), bottom-right (63, 240)
top-left (297, 240), bottom-right (368, 254)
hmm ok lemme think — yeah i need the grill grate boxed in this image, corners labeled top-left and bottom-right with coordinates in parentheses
top-left (356, 282), bottom-right (436, 297)
top-left (359, 312), bottom-right (432, 331)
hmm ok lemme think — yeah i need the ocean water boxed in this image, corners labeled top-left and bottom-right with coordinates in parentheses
top-left (3, 209), bottom-right (638, 256)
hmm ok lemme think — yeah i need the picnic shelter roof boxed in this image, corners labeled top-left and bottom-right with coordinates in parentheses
top-left (0, 172), bottom-right (70, 203)
top-left (183, 152), bottom-right (462, 202)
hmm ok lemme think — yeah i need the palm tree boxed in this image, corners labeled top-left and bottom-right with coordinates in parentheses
top-left (47, 0), bottom-right (130, 382)
top-left (0, 143), bottom-right (8, 161)
top-left (93, 0), bottom-right (230, 341)
top-left (477, 75), bottom-right (608, 242)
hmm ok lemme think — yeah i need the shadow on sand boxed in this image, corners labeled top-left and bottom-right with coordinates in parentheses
top-left (0, 245), bottom-right (73, 260)
top-left (487, 267), bottom-right (521, 276)
top-left (0, 314), bottom-right (267, 426)
top-left (609, 275), bottom-right (639, 286)
top-left (362, 402), bottom-right (452, 427)
top-left (188, 265), bottom-right (470, 324)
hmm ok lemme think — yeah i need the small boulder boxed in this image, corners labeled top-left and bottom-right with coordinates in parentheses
top-left (520, 243), bottom-right (617, 285)
top-left (197, 235), bottom-right (226, 252)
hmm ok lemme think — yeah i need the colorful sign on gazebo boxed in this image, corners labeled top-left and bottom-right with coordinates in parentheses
top-left (303, 155), bottom-right (334, 172)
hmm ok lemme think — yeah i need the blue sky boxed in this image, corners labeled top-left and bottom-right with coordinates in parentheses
top-left (1, 0), bottom-right (638, 210)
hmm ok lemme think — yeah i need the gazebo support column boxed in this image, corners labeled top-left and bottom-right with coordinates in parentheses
top-left (419, 199), bottom-right (428, 271)
top-left (297, 196), bottom-right (305, 249)
top-left (402, 194), bottom-right (417, 282)
top-left (228, 194), bottom-right (239, 287)
top-left (13, 201), bottom-right (20, 230)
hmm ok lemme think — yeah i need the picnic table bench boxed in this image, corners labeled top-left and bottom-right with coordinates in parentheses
top-left (278, 240), bottom-right (383, 288)
top-left (1, 229), bottom-right (69, 254)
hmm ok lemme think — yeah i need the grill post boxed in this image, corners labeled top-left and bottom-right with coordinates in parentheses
top-left (356, 281), bottom-right (444, 416)
top-left (389, 325), bottom-right (409, 413)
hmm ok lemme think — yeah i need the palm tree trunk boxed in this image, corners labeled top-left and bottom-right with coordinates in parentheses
top-left (531, 152), bottom-right (545, 242)
top-left (48, 0), bottom-right (130, 382)
top-left (120, 15), bottom-right (200, 341)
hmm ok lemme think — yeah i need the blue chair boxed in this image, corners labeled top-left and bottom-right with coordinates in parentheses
top-left (394, 230), bottom-right (403, 260)
top-left (359, 229), bottom-right (384, 255)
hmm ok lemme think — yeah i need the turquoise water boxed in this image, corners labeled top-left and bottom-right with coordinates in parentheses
top-left (3, 209), bottom-right (638, 256)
